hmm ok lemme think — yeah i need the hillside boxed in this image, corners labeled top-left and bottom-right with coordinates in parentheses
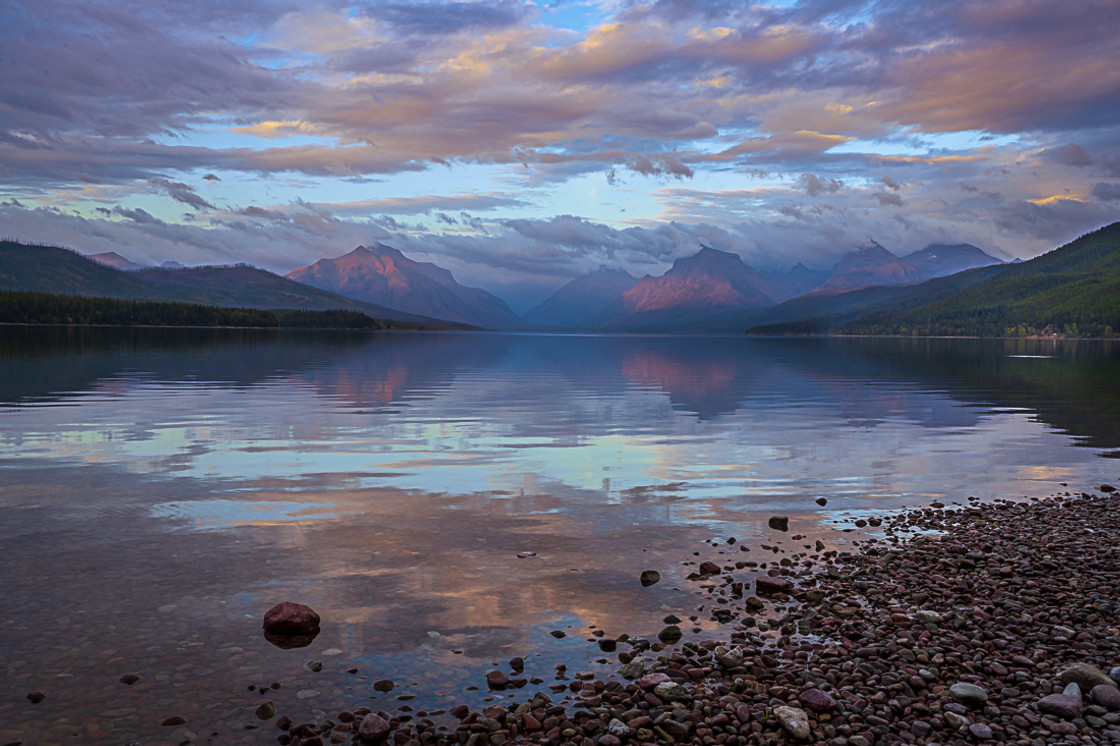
top-left (286, 244), bottom-right (525, 329)
top-left (838, 223), bottom-right (1120, 337)
top-left (524, 267), bottom-right (638, 328)
top-left (0, 241), bottom-right (464, 328)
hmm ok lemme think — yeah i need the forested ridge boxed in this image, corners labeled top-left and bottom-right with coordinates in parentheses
top-left (0, 290), bottom-right (421, 329)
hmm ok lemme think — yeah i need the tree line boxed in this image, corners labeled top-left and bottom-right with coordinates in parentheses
top-left (0, 290), bottom-right (403, 329)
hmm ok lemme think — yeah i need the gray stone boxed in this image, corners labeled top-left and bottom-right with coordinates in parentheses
top-left (950, 683), bottom-right (989, 707)
top-left (1059, 662), bottom-right (1116, 689)
top-left (716, 646), bottom-right (745, 669)
top-left (653, 681), bottom-right (691, 702)
top-left (916, 609), bottom-right (944, 624)
top-left (607, 718), bottom-right (630, 737)
top-left (773, 705), bottom-right (811, 739)
top-left (618, 660), bottom-right (645, 679)
top-left (969, 722), bottom-right (993, 740)
top-left (944, 711), bottom-right (971, 731)
top-left (1062, 682), bottom-right (1081, 699)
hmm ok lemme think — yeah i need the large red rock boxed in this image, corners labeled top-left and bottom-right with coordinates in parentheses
top-left (263, 602), bottom-right (320, 636)
top-left (755, 575), bottom-right (792, 596)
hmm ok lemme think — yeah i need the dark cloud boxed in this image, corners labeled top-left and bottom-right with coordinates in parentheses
top-left (1042, 144), bottom-right (1093, 168)
top-left (148, 179), bottom-right (215, 211)
top-left (874, 192), bottom-right (903, 207)
top-left (880, 175), bottom-right (902, 191)
top-left (113, 206), bottom-right (161, 224)
top-left (202, 173), bottom-right (221, 181)
top-left (801, 174), bottom-right (842, 197)
top-left (1091, 183), bottom-right (1120, 202)
top-left (358, 1), bottom-right (526, 34)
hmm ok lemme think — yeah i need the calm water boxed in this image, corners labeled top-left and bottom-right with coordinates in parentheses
top-left (2, 328), bottom-right (1118, 744)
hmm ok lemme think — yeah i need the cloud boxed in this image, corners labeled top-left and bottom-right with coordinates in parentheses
top-left (1092, 183), bottom-right (1120, 202)
top-left (801, 174), bottom-right (842, 197)
top-left (874, 192), bottom-right (904, 207)
top-left (148, 179), bottom-right (215, 211)
top-left (321, 193), bottom-right (531, 216)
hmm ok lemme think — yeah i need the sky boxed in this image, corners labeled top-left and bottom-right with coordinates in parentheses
top-left (2, 0), bottom-right (1119, 310)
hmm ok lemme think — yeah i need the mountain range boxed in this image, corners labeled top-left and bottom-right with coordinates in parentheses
top-left (286, 244), bottom-right (524, 329)
top-left (0, 241), bottom-right (466, 328)
top-left (12, 226), bottom-right (1114, 338)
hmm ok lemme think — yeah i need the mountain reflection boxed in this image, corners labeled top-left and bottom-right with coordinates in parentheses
top-left (2, 328), bottom-right (1118, 455)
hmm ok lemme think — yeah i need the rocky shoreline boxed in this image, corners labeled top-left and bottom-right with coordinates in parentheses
top-left (264, 487), bottom-right (1120, 746)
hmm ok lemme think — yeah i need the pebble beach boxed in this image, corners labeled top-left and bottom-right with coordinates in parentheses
top-left (258, 487), bottom-right (1120, 746)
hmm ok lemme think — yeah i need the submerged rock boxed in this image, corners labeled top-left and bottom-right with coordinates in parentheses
top-left (768, 515), bottom-right (789, 531)
top-left (262, 601), bottom-right (320, 648)
top-left (639, 570), bottom-right (661, 587)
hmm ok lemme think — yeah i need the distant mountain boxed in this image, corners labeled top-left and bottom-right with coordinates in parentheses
top-left (902, 244), bottom-right (1002, 280)
top-left (89, 251), bottom-right (144, 271)
top-left (587, 247), bottom-right (783, 330)
top-left (159, 260), bottom-right (187, 269)
top-left (523, 267), bottom-right (638, 328)
top-left (816, 242), bottom-right (921, 292)
top-left (0, 241), bottom-right (462, 328)
top-left (761, 263), bottom-right (829, 300)
top-left (838, 222), bottom-right (1120, 338)
top-left (286, 244), bottom-right (525, 329)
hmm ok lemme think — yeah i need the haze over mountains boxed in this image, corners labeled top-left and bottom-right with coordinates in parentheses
top-left (5, 229), bottom-right (1076, 335)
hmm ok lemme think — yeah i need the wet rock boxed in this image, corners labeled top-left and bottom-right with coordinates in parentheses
top-left (1091, 684), bottom-right (1120, 710)
top-left (161, 715), bottom-right (186, 726)
top-left (486, 671), bottom-right (509, 690)
top-left (359, 713), bottom-right (391, 742)
top-left (27, 691), bottom-right (45, 703)
top-left (119, 673), bottom-right (140, 685)
top-left (509, 656), bottom-right (524, 673)
top-left (262, 601), bottom-right (321, 648)
top-left (698, 561), bottom-right (721, 575)
top-left (306, 660), bottom-right (322, 672)
top-left (373, 679), bottom-right (394, 692)
top-left (773, 705), bottom-right (810, 739)
top-left (768, 515), bottom-right (789, 531)
top-left (950, 683), bottom-right (989, 707)
top-left (657, 625), bottom-right (682, 644)
top-left (755, 575), bottom-right (792, 596)
top-left (638, 672), bottom-right (670, 689)
top-left (715, 646), bottom-right (744, 669)
top-left (915, 609), bottom-right (943, 624)
top-left (1100, 483), bottom-right (1116, 492)
top-left (798, 688), bottom-right (837, 713)
top-left (815, 497), bottom-right (827, 506)
top-left (255, 701), bottom-right (275, 720)
top-left (619, 660), bottom-right (644, 679)
top-left (639, 570), bottom-right (660, 587)
top-left (1058, 661), bottom-right (1115, 689)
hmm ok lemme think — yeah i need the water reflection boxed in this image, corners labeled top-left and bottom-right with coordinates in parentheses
top-left (0, 328), bottom-right (1117, 744)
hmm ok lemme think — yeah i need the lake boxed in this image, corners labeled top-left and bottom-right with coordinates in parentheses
top-left (1, 328), bottom-right (1117, 744)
